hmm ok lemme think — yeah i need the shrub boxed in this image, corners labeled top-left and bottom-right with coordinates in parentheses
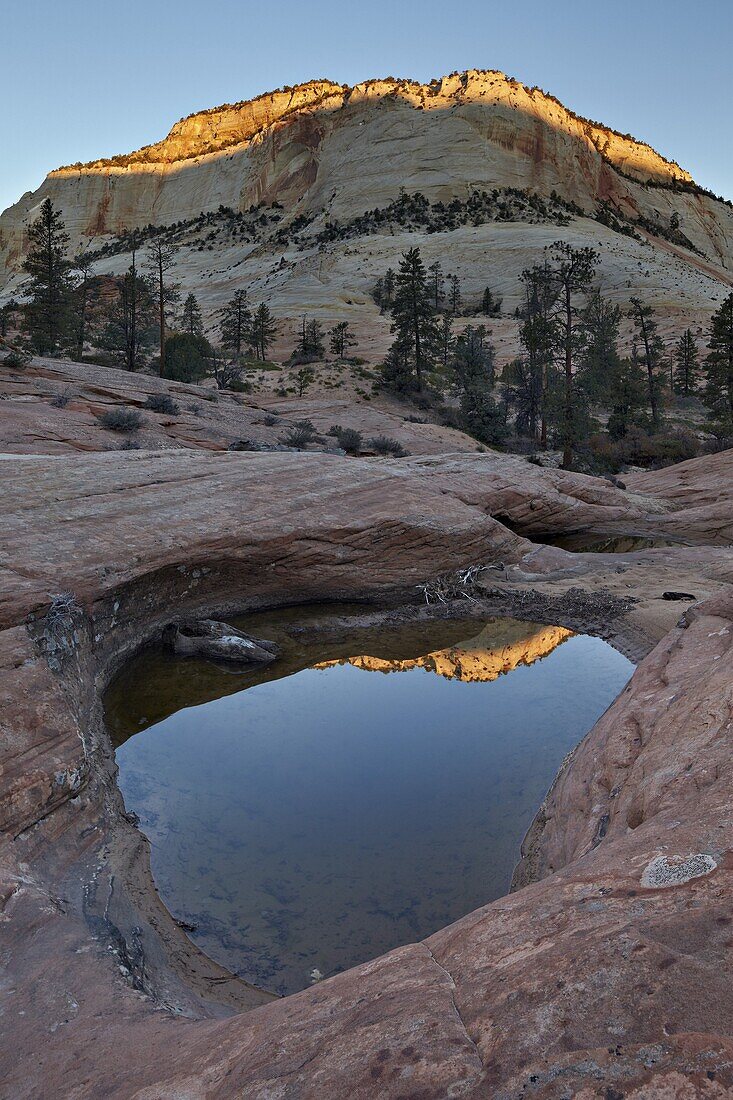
top-left (328, 424), bottom-right (362, 454)
top-left (586, 425), bottom-right (700, 472)
top-left (144, 393), bottom-right (180, 415)
top-left (163, 333), bottom-right (213, 383)
top-left (282, 427), bottom-right (313, 448)
top-left (412, 391), bottom-right (441, 411)
top-left (369, 435), bottom-right (409, 457)
top-left (98, 407), bottom-right (143, 433)
top-left (459, 385), bottom-right (507, 446)
top-left (50, 389), bottom-right (73, 408)
top-left (81, 351), bottom-right (117, 369)
top-left (439, 407), bottom-right (463, 431)
top-left (213, 359), bottom-right (244, 390)
top-left (282, 420), bottom-right (319, 448)
top-left (227, 439), bottom-right (258, 451)
top-left (289, 351), bottom-right (320, 367)
top-left (705, 418), bottom-right (733, 449)
top-left (4, 347), bottom-right (31, 369)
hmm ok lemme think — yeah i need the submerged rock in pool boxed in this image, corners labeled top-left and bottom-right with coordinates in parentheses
top-left (162, 619), bottom-right (280, 664)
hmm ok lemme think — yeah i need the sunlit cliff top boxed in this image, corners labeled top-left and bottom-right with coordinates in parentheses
top-left (52, 69), bottom-right (694, 190)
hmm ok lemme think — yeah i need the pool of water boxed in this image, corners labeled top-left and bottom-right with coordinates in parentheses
top-left (106, 608), bottom-right (634, 996)
top-left (548, 533), bottom-right (683, 553)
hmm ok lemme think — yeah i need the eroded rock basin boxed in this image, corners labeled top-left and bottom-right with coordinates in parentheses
top-left (105, 606), bottom-right (633, 996)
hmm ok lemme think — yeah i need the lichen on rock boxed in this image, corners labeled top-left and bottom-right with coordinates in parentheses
top-left (641, 853), bottom-right (717, 889)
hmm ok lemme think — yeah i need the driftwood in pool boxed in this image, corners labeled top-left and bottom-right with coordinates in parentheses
top-left (162, 619), bottom-right (280, 664)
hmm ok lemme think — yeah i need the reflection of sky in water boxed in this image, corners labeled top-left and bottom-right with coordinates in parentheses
top-left (116, 632), bottom-right (633, 996)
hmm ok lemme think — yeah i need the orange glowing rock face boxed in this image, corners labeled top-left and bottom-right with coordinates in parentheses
top-left (50, 72), bottom-right (691, 188)
top-left (314, 620), bottom-right (574, 683)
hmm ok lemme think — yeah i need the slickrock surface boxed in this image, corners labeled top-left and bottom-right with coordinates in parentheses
top-left (625, 455), bottom-right (733, 544)
top-left (0, 354), bottom-right (480, 456)
top-left (1, 442), bottom-right (732, 1097)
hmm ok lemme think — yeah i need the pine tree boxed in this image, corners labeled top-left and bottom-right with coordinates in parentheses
top-left (452, 325), bottom-right (496, 389)
top-left (505, 357), bottom-right (538, 439)
top-left (481, 286), bottom-right (502, 317)
top-left (69, 251), bottom-right (94, 362)
top-left (428, 261), bottom-right (444, 310)
top-left (249, 303), bottom-right (279, 361)
top-left (181, 293), bottom-right (203, 337)
top-left (296, 365), bottom-right (316, 396)
top-left (0, 300), bottom-right (19, 337)
top-left (517, 260), bottom-right (558, 445)
top-left (451, 326), bottom-right (504, 444)
top-left (22, 199), bottom-right (72, 353)
top-left (436, 315), bottom-right (454, 369)
top-left (578, 290), bottom-right (622, 404)
top-left (329, 321), bottom-right (357, 359)
top-left (382, 247), bottom-right (437, 391)
top-left (629, 297), bottom-right (665, 426)
top-left (101, 256), bottom-right (156, 371)
top-left (306, 319), bottom-right (324, 358)
top-left (606, 354), bottom-right (647, 440)
top-left (673, 329), bottom-right (699, 395)
top-left (447, 273), bottom-right (462, 315)
top-left (382, 268), bottom-right (395, 308)
top-left (702, 294), bottom-right (733, 429)
top-left (145, 239), bottom-right (179, 376)
top-left (219, 290), bottom-right (251, 357)
top-left (126, 233), bottom-right (142, 371)
top-left (547, 242), bottom-right (598, 467)
top-left (473, 324), bottom-right (489, 350)
top-left (294, 316), bottom-right (324, 360)
top-left (381, 331), bottom-right (416, 393)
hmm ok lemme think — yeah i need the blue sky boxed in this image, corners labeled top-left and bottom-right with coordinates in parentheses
top-left (2, 0), bottom-right (731, 213)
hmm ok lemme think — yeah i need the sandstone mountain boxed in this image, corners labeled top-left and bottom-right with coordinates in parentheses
top-left (1, 70), bottom-right (732, 359)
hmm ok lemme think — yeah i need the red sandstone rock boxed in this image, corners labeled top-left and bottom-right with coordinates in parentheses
top-left (0, 442), bottom-right (732, 1098)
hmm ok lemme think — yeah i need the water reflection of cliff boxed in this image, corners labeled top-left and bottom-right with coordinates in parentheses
top-left (107, 611), bottom-right (575, 745)
top-left (315, 621), bottom-right (574, 683)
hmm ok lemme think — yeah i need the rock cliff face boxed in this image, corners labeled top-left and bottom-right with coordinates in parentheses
top-left (2, 70), bottom-right (731, 342)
